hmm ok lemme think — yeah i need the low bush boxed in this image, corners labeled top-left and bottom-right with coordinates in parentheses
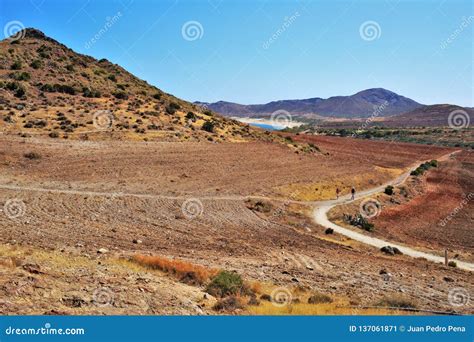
top-left (308, 292), bottom-right (333, 304)
top-left (376, 295), bottom-right (417, 309)
top-left (384, 185), bottom-right (394, 196)
top-left (344, 213), bottom-right (374, 232)
top-left (213, 296), bottom-right (243, 312)
top-left (10, 61), bottom-right (22, 70)
top-left (23, 152), bottom-right (41, 160)
top-left (206, 270), bottom-right (244, 297)
top-left (202, 120), bottom-right (215, 133)
top-left (112, 91), bottom-right (128, 99)
top-left (30, 60), bottom-right (42, 69)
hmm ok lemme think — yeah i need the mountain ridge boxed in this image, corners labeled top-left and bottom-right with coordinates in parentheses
top-left (198, 88), bottom-right (423, 118)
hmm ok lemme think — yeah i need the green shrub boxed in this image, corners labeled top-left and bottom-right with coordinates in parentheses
top-left (9, 72), bottom-right (30, 81)
top-left (107, 74), bottom-right (117, 82)
top-left (308, 292), bottom-right (333, 304)
top-left (206, 271), bottom-right (244, 297)
top-left (10, 61), bottom-right (22, 70)
top-left (429, 160), bottom-right (438, 167)
top-left (30, 60), bottom-right (42, 69)
top-left (186, 111), bottom-right (196, 120)
top-left (345, 213), bottom-right (374, 232)
top-left (112, 91), bottom-right (128, 99)
top-left (152, 93), bottom-right (162, 100)
top-left (202, 121), bottom-right (215, 133)
top-left (384, 185), bottom-right (394, 196)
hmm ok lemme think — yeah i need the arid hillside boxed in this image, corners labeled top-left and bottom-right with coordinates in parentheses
top-left (0, 28), bottom-right (290, 145)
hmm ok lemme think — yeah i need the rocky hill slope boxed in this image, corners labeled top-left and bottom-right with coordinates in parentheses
top-left (0, 28), bottom-right (272, 143)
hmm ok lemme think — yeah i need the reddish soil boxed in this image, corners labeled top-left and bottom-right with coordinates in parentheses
top-left (372, 150), bottom-right (474, 257)
top-left (1, 136), bottom-right (471, 315)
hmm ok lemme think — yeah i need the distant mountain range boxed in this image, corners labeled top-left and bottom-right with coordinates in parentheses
top-left (382, 104), bottom-right (474, 127)
top-left (197, 88), bottom-right (424, 118)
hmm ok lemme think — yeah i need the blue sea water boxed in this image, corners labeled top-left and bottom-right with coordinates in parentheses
top-left (248, 122), bottom-right (284, 130)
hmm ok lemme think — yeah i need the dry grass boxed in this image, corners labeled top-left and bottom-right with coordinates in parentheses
top-left (247, 299), bottom-right (405, 315)
top-left (132, 254), bottom-right (218, 285)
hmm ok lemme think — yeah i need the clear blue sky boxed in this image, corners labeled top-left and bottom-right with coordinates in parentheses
top-left (1, 0), bottom-right (472, 106)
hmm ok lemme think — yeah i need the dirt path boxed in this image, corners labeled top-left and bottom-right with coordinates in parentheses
top-left (312, 151), bottom-right (474, 272)
top-left (1, 150), bottom-right (472, 271)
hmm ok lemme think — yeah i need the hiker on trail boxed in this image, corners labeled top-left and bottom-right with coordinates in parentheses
top-left (351, 187), bottom-right (356, 200)
top-left (336, 187), bottom-right (340, 199)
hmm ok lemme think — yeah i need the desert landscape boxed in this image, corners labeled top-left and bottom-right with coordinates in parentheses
top-left (0, 28), bottom-right (473, 317)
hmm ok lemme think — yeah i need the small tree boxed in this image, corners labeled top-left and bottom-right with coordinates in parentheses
top-left (384, 185), bottom-right (394, 196)
top-left (202, 121), bottom-right (215, 133)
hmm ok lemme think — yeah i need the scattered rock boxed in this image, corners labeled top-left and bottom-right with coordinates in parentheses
top-left (62, 295), bottom-right (86, 308)
top-left (291, 277), bottom-right (299, 283)
top-left (379, 269), bottom-right (388, 275)
top-left (325, 228), bottom-right (334, 234)
top-left (132, 239), bottom-right (142, 244)
top-left (97, 248), bottom-right (109, 254)
top-left (380, 246), bottom-right (403, 255)
top-left (443, 276), bottom-right (454, 282)
top-left (22, 263), bottom-right (41, 274)
top-left (248, 296), bottom-right (260, 306)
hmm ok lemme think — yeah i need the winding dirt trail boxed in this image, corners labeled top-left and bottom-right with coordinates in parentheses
top-left (1, 150), bottom-right (472, 271)
top-left (312, 150), bottom-right (474, 272)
